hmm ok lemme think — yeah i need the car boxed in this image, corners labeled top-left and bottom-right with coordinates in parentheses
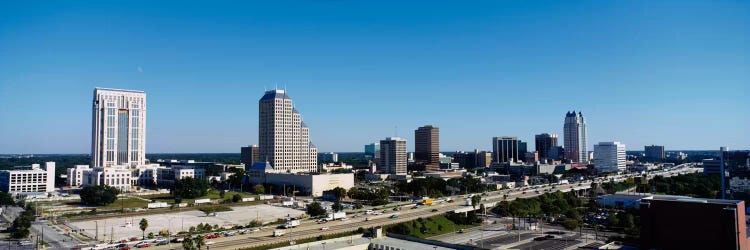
top-left (320, 226), bottom-right (329, 230)
top-left (390, 214), bottom-right (399, 218)
top-left (458, 229), bottom-right (464, 233)
top-left (116, 244), bottom-right (128, 248)
top-left (119, 240), bottom-right (129, 243)
top-left (156, 241), bottom-right (169, 246)
top-left (130, 237), bottom-right (139, 241)
top-left (135, 243), bottom-right (150, 248)
top-left (251, 228), bottom-right (260, 232)
top-left (431, 209), bottom-right (439, 212)
top-left (119, 247), bottom-right (130, 250)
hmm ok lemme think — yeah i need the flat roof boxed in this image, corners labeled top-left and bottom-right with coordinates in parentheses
top-left (644, 196), bottom-right (743, 205)
top-left (95, 87), bottom-right (146, 93)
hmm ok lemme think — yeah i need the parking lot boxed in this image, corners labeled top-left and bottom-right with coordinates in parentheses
top-left (69, 204), bottom-right (304, 241)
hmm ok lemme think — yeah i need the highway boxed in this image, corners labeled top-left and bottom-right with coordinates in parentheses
top-left (107, 164), bottom-right (701, 250)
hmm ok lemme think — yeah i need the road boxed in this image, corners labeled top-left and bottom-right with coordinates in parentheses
top-left (105, 164), bottom-right (702, 250)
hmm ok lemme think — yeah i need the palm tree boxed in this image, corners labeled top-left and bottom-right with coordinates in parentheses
top-left (139, 218), bottom-right (148, 240)
top-left (194, 235), bottom-right (206, 250)
top-left (182, 237), bottom-right (195, 250)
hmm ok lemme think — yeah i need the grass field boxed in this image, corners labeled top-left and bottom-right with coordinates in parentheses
top-left (144, 190), bottom-right (257, 204)
top-left (387, 215), bottom-right (479, 238)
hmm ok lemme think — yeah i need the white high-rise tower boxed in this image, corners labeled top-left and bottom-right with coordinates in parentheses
top-left (91, 88), bottom-right (147, 167)
top-left (258, 89), bottom-right (318, 173)
top-left (564, 111), bottom-right (588, 163)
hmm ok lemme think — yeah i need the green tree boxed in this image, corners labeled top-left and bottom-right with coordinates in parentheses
top-left (332, 202), bottom-right (344, 212)
top-left (182, 237), bottom-right (195, 250)
top-left (139, 218), bottom-right (149, 239)
top-left (173, 177), bottom-right (209, 199)
top-left (562, 218), bottom-right (579, 230)
top-left (306, 202), bottom-right (327, 217)
top-left (0, 192), bottom-right (14, 205)
top-left (80, 185), bottom-right (120, 206)
top-left (253, 184), bottom-right (265, 194)
top-left (194, 235), bottom-right (206, 250)
top-left (328, 187), bottom-right (348, 201)
top-left (471, 195), bottom-right (481, 209)
top-left (232, 194), bottom-right (242, 203)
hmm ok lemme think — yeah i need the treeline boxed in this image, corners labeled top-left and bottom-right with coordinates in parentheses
top-left (394, 177), bottom-right (490, 198)
top-left (648, 173), bottom-right (719, 198)
top-left (493, 191), bottom-right (583, 230)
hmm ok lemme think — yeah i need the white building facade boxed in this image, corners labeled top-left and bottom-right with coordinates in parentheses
top-left (564, 111), bottom-right (588, 163)
top-left (594, 141), bottom-right (626, 173)
top-left (91, 88), bottom-right (147, 168)
top-left (380, 137), bottom-right (407, 175)
top-left (258, 89), bottom-right (318, 173)
top-left (0, 162), bottom-right (55, 194)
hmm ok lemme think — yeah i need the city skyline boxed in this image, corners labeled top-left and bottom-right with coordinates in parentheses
top-left (1, 1), bottom-right (748, 153)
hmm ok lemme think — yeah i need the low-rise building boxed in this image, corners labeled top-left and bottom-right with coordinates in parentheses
top-left (640, 196), bottom-right (747, 250)
top-left (156, 166), bottom-right (205, 187)
top-left (66, 165), bottom-right (91, 187)
top-left (81, 166), bottom-right (133, 192)
top-left (246, 165), bottom-right (354, 196)
top-left (320, 162), bottom-right (352, 172)
top-left (0, 162), bottom-right (55, 194)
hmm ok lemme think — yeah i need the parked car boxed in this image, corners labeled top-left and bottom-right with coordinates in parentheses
top-left (320, 226), bottom-right (329, 230)
top-left (135, 243), bottom-right (150, 248)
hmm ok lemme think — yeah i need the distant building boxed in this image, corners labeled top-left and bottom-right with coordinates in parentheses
top-left (81, 166), bottom-right (133, 192)
top-left (0, 162), bottom-right (55, 194)
top-left (524, 151), bottom-right (539, 164)
top-left (476, 150), bottom-right (492, 168)
top-left (548, 146), bottom-right (565, 161)
top-left (320, 152), bottom-right (338, 163)
top-left (91, 88), bottom-right (147, 168)
top-left (415, 125), bottom-right (440, 171)
top-left (492, 136), bottom-right (520, 163)
top-left (640, 196), bottom-right (747, 250)
top-left (258, 89), bottom-right (318, 173)
top-left (452, 151), bottom-right (476, 169)
top-left (703, 159), bottom-right (722, 175)
top-left (518, 141), bottom-right (528, 161)
top-left (364, 143), bottom-right (380, 159)
top-left (246, 171), bottom-right (354, 197)
top-left (320, 162), bottom-right (352, 172)
top-left (535, 133), bottom-right (558, 160)
top-left (380, 137), bottom-right (407, 175)
top-left (563, 111), bottom-right (588, 163)
top-left (594, 141), bottom-right (626, 173)
top-left (644, 145), bottom-right (665, 160)
top-left (67, 165), bottom-right (90, 187)
top-left (240, 145), bottom-right (260, 165)
top-left (156, 166), bottom-right (205, 187)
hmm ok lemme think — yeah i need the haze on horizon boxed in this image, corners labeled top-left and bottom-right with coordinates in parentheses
top-left (0, 1), bottom-right (748, 154)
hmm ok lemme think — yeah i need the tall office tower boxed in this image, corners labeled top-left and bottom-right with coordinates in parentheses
top-left (535, 133), bottom-right (558, 159)
top-left (240, 145), bottom-right (260, 165)
top-left (415, 125), bottom-right (440, 171)
top-left (492, 137), bottom-right (520, 163)
top-left (644, 145), bottom-right (666, 160)
top-left (364, 143), bottom-right (380, 159)
top-left (258, 89), bottom-right (318, 173)
top-left (564, 111), bottom-right (588, 163)
top-left (91, 88), bottom-right (147, 168)
top-left (379, 137), bottom-right (407, 175)
top-left (593, 141), bottom-right (626, 173)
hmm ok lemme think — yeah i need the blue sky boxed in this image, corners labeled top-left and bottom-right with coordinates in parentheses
top-left (0, 0), bottom-right (747, 154)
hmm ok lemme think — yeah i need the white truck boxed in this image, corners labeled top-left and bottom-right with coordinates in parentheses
top-left (283, 219), bottom-right (301, 228)
top-left (273, 229), bottom-right (286, 237)
top-left (325, 212), bottom-right (347, 221)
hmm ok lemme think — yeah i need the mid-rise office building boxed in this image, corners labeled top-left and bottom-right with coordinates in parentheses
top-left (81, 166), bottom-right (133, 192)
top-left (644, 145), bottom-right (665, 160)
top-left (415, 125), bottom-right (440, 171)
top-left (492, 137), bottom-right (520, 163)
top-left (91, 88), bottom-right (147, 168)
top-left (240, 145), bottom-right (260, 165)
top-left (534, 133), bottom-right (558, 159)
top-left (563, 111), bottom-right (588, 163)
top-left (703, 159), bottom-right (722, 175)
top-left (476, 150), bottom-right (492, 168)
top-left (593, 141), bottom-right (626, 173)
top-left (640, 196), bottom-right (747, 250)
top-left (524, 151), bottom-right (539, 164)
top-left (0, 162), bottom-right (55, 194)
top-left (258, 89), bottom-right (318, 173)
top-left (364, 143), bottom-right (380, 159)
top-left (518, 141), bottom-right (528, 161)
top-left (67, 165), bottom-right (91, 187)
top-left (156, 166), bottom-right (205, 187)
top-left (380, 137), bottom-right (407, 175)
